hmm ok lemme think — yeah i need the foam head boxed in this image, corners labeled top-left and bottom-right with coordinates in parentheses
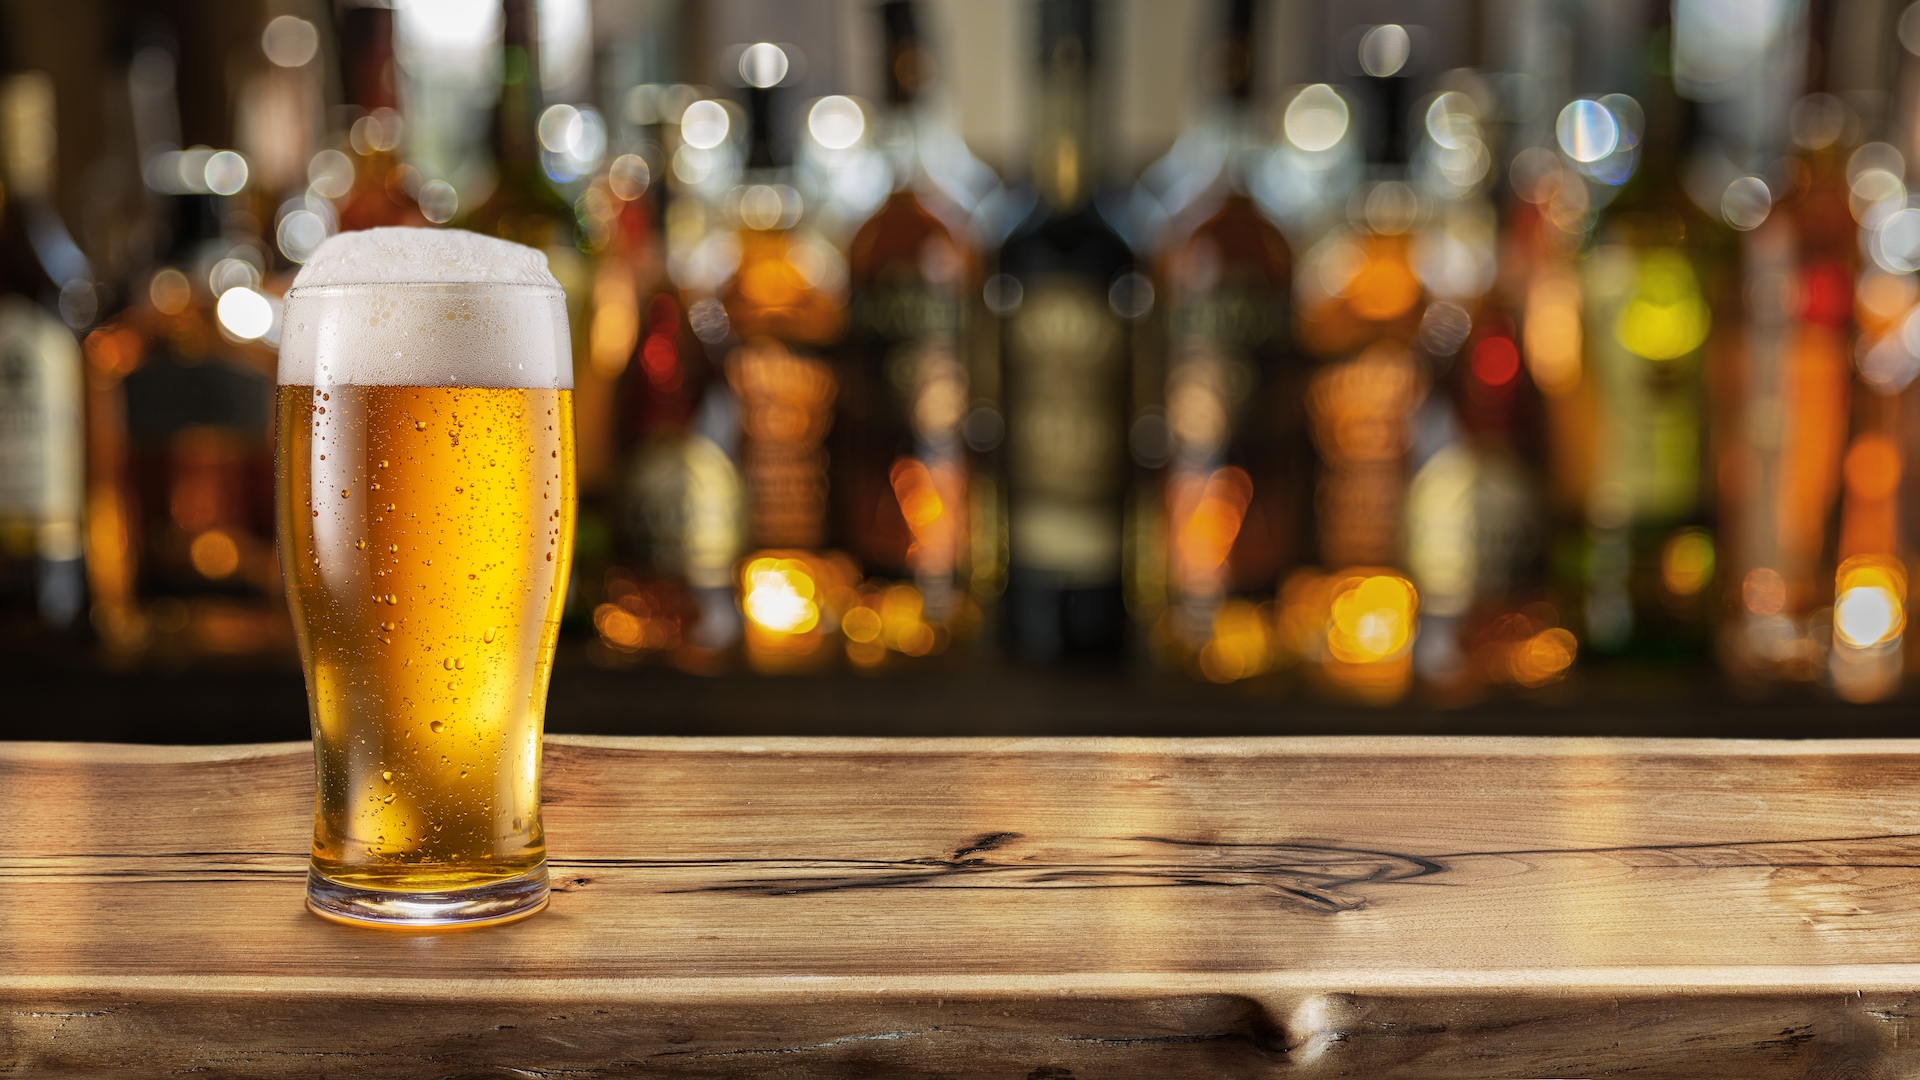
top-left (279, 227), bottom-right (571, 389)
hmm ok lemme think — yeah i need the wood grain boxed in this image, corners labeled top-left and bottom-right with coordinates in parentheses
top-left (8, 735), bottom-right (1920, 1077)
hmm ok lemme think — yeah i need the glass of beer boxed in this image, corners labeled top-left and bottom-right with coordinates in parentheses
top-left (276, 228), bottom-right (575, 927)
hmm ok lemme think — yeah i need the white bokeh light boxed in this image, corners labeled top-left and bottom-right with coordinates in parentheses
top-left (681, 100), bottom-right (730, 149)
top-left (261, 16), bottom-right (319, 67)
top-left (217, 287), bottom-right (274, 340)
top-left (1284, 85), bottom-right (1349, 153)
top-left (740, 43), bottom-right (790, 89)
top-left (1556, 99), bottom-right (1619, 163)
top-left (808, 96), bottom-right (866, 150)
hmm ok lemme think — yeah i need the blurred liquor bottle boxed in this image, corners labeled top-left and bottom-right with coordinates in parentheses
top-left (1716, 25), bottom-right (1859, 690)
top-left (1407, 82), bottom-right (1559, 699)
top-left (465, 0), bottom-right (602, 492)
top-left (721, 46), bottom-right (852, 671)
top-left (997, 0), bottom-right (1135, 664)
top-left (607, 80), bottom-right (749, 670)
top-left (1829, 1), bottom-right (1920, 701)
top-left (1148, 0), bottom-right (1298, 685)
top-left (1285, 26), bottom-right (1427, 702)
top-left (82, 38), bottom-right (287, 662)
top-left (0, 73), bottom-right (86, 636)
top-left (834, 0), bottom-right (981, 669)
top-left (333, 3), bottom-right (427, 233)
top-left (1575, 50), bottom-right (1725, 662)
top-left (233, 12), bottom-right (325, 280)
top-left (592, 136), bottom-right (729, 669)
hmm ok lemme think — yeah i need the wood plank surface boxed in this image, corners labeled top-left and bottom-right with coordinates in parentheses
top-left (8, 735), bottom-right (1920, 1077)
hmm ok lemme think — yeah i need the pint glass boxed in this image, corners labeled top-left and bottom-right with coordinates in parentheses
top-left (275, 228), bottom-right (575, 927)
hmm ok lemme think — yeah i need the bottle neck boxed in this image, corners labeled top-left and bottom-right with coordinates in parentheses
top-left (493, 0), bottom-right (543, 173)
top-left (1033, 79), bottom-right (1092, 211)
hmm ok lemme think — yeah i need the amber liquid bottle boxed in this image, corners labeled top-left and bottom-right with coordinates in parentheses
top-left (1152, 0), bottom-right (1298, 681)
top-left (1281, 32), bottom-right (1428, 703)
top-left (722, 53), bottom-right (850, 671)
top-left (836, 0), bottom-right (979, 659)
top-left (997, 0), bottom-right (1135, 664)
top-left (333, 4), bottom-right (426, 233)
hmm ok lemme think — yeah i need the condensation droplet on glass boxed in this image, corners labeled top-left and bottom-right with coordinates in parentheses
top-left (430, 720), bottom-right (446, 733)
top-left (483, 628), bottom-right (496, 643)
top-left (381, 770), bottom-right (393, 782)
top-left (415, 421), bottom-right (427, 431)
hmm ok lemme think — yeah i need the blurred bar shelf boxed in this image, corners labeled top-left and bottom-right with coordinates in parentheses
top-left (9, 735), bottom-right (1920, 1077)
top-left (4, 644), bottom-right (1918, 742)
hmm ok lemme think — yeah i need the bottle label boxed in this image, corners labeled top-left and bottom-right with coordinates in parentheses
top-left (1005, 278), bottom-right (1125, 577)
top-left (0, 299), bottom-right (83, 551)
top-left (729, 341), bottom-right (837, 548)
top-left (1165, 285), bottom-right (1280, 468)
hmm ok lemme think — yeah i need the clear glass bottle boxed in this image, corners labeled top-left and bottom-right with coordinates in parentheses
top-left (0, 72), bottom-right (85, 634)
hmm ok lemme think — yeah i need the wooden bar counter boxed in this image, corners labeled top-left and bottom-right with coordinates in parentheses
top-left (8, 735), bottom-right (1920, 1077)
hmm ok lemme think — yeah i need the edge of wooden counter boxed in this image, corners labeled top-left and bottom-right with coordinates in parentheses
top-left (9, 733), bottom-right (1920, 763)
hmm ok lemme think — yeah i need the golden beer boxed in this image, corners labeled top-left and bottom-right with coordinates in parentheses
top-left (276, 228), bottom-right (574, 926)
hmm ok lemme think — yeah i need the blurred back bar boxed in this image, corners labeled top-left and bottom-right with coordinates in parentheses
top-left (18, 0), bottom-right (1920, 732)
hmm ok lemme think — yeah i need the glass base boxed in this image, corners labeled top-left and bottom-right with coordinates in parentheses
top-left (306, 864), bottom-right (549, 929)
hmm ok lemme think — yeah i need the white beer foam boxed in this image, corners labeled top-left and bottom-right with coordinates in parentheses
top-left (279, 228), bottom-right (571, 389)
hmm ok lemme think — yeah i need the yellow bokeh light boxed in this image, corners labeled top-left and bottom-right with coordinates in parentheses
top-left (1327, 574), bottom-right (1417, 664)
top-left (594, 603), bottom-right (646, 650)
top-left (842, 604), bottom-right (882, 643)
top-left (890, 459), bottom-right (945, 530)
top-left (1523, 272), bottom-right (1582, 396)
top-left (189, 529), bottom-right (240, 580)
top-left (1661, 529), bottom-right (1714, 597)
top-left (1834, 555), bottom-right (1907, 649)
top-left (1511, 627), bottom-right (1577, 688)
top-left (1613, 251), bottom-right (1710, 361)
top-left (1197, 599), bottom-right (1274, 683)
top-left (742, 557), bottom-right (820, 635)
